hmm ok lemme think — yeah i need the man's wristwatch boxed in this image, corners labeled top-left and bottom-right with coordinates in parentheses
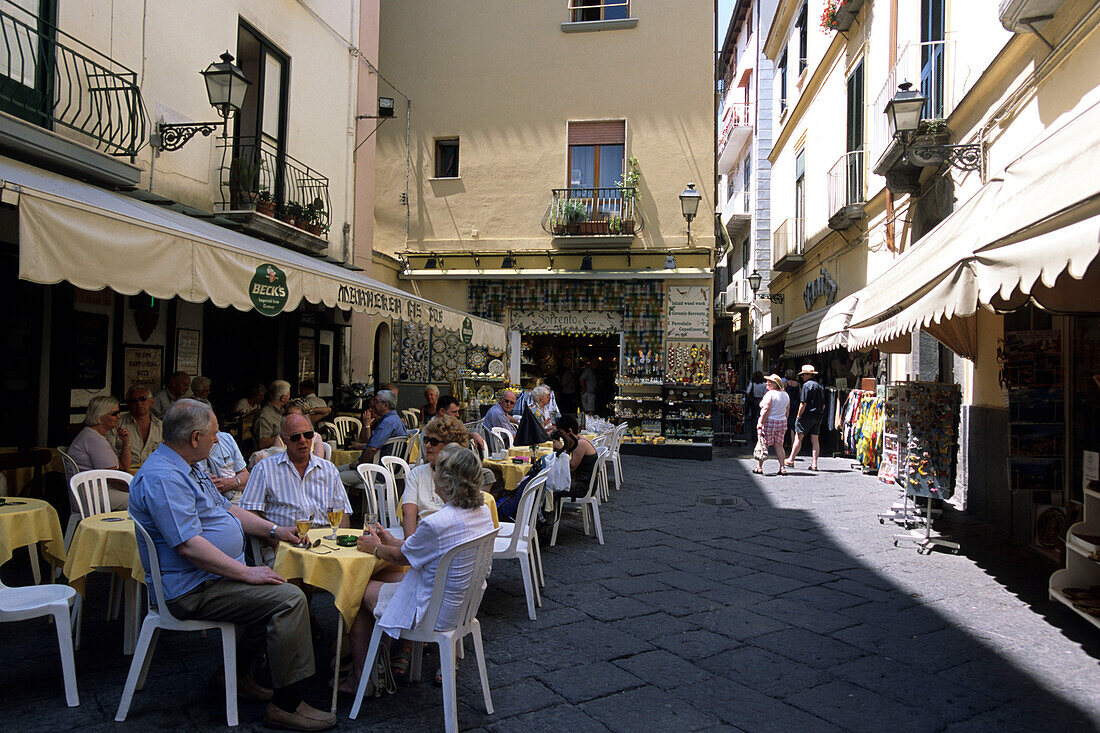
top-left (269, 524), bottom-right (278, 538)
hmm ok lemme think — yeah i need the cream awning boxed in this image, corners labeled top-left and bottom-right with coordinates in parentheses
top-left (782, 295), bottom-right (859, 358)
top-left (2, 156), bottom-right (505, 348)
top-left (848, 99), bottom-right (1100, 357)
top-left (756, 321), bottom-right (790, 349)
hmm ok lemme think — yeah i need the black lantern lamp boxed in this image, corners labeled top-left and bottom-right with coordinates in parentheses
top-left (886, 81), bottom-right (982, 172)
top-left (679, 181), bottom-right (702, 238)
top-left (153, 52), bottom-right (250, 152)
top-left (747, 269), bottom-right (762, 295)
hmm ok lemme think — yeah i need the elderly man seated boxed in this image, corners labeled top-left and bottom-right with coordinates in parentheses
top-left (298, 380), bottom-right (331, 425)
top-left (128, 399), bottom-right (334, 731)
top-left (339, 390), bottom-right (406, 489)
top-left (483, 390), bottom-right (519, 439)
top-left (241, 413), bottom-right (351, 564)
top-left (254, 380), bottom-right (291, 450)
top-left (436, 395), bottom-right (488, 454)
top-left (152, 371), bottom-right (191, 418)
top-left (115, 386), bottom-right (163, 470)
top-left (193, 399), bottom-right (249, 502)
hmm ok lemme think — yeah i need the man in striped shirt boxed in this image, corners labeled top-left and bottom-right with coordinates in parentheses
top-left (241, 413), bottom-right (352, 563)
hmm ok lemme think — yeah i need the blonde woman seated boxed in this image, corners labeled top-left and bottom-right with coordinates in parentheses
top-left (345, 444), bottom-right (494, 694)
top-left (400, 415), bottom-right (470, 538)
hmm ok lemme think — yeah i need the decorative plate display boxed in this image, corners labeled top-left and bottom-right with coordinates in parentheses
top-left (476, 385), bottom-right (495, 402)
top-left (467, 346), bottom-right (489, 371)
top-left (488, 358), bottom-right (505, 376)
top-left (445, 332), bottom-right (460, 349)
top-left (432, 337), bottom-right (446, 353)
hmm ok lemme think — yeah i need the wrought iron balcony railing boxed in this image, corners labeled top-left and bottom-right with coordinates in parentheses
top-left (542, 187), bottom-right (643, 236)
top-left (0, 4), bottom-right (147, 158)
top-left (772, 217), bottom-right (805, 267)
top-left (827, 149), bottom-right (866, 215)
top-left (217, 136), bottom-right (331, 235)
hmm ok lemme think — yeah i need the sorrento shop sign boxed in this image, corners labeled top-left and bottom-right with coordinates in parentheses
top-left (665, 285), bottom-right (711, 339)
top-left (510, 310), bottom-right (622, 334)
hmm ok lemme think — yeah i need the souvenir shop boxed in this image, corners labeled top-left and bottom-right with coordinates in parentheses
top-left (468, 278), bottom-right (716, 459)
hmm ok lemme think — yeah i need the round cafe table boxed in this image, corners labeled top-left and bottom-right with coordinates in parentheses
top-left (274, 527), bottom-right (405, 713)
top-left (0, 497), bottom-right (66, 583)
top-left (330, 449), bottom-right (359, 467)
top-left (62, 511), bottom-right (144, 654)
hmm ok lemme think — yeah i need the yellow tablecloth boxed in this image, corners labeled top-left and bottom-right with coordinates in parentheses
top-left (274, 528), bottom-right (396, 629)
top-left (508, 442), bottom-right (553, 458)
top-left (483, 458), bottom-right (537, 494)
top-left (63, 511), bottom-right (144, 596)
top-left (0, 447), bottom-right (64, 496)
top-left (330, 449), bottom-right (359, 467)
top-left (0, 497), bottom-right (65, 567)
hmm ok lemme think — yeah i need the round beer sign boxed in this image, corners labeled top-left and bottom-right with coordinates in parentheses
top-left (249, 263), bottom-right (289, 316)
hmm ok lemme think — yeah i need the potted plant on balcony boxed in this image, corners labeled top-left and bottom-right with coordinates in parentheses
top-left (254, 187), bottom-right (276, 217)
top-left (550, 199), bottom-right (569, 235)
top-left (226, 156), bottom-right (261, 208)
top-left (284, 200), bottom-right (306, 228)
top-left (562, 200), bottom-right (588, 235)
top-left (302, 198), bottom-right (327, 237)
top-left (608, 214), bottom-right (623, 235)
top-left (616, 155), bottom-right (641, 234)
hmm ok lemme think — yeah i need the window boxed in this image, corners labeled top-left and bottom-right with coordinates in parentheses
top-left (741, 236), bottom-right (750, 270)
top-left (742, 152), bottom-right (752, 213)
top-left (0, 0), bottom-right (56, 127)
top-left (567, 121), bottom-right (625, 189)
top-left (778, 50), bottom-right (788, 112)
top-left (570, 0), bottom-right (630, 22)
top-left (920, 0), bottom-right (946, 119)
top-left (235, 23), bottom-right (289, 200)
top-left (794, 148), bottom-right (806, 249)
top-left (845, 60), bottom-right (864, 204)
top-left (796, 3), bottom-right (808, 74)
top-left (435, 138), bottom-right (459, 178)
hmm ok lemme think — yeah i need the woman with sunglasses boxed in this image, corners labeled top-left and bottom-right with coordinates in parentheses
top-left (68, 394), bottom-right (131, 509)
top-left (400, 414), bottom-right (470, 539)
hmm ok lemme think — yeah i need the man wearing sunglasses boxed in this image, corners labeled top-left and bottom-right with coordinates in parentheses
top-left (483, 390), bottom-right (520, 439)
top-left (242, 413), bottom-right (352, 565)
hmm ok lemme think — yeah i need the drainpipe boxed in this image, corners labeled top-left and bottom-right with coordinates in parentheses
top-left (884, 0), bottom-right (898, 252)
top-left (344, 1), bottom-right (360, 266)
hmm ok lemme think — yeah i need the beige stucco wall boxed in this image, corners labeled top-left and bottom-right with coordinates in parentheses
top-left (56, 0), bottom-right (359, 262)
top-left (371, 0), bottom-right (715, 262)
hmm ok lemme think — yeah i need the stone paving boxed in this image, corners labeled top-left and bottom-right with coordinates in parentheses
top-left (3, 448), bottom-right (1100, 731)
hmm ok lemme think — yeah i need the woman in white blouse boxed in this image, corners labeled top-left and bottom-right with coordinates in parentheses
top-left (400, 414), bottom-right (470, 538)
top-left (346, 444), bottom-right (494, 693)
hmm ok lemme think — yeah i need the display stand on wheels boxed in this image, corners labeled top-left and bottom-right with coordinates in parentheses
top-left (882, 381), bottom-right (962, 554)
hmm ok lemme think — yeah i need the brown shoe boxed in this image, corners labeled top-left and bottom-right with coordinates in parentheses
top-left (264, 701), bottom-right (337, 731)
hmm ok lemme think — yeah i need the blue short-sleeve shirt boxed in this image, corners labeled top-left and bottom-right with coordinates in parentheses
top-left (197, 431), bottom-right (247, 476)
top-left (129, 444), bottom-right (245, 602)
top-left (367, 410), bottom-right (407, 451)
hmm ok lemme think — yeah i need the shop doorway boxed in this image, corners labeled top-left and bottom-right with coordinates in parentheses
top-left (520, 332), bottom-right (619, 417)
top-left (201, 303), bottom-right (283, 415)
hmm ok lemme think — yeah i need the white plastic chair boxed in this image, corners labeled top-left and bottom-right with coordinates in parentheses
top-left (69, 470), bottom-right (132, 647)
top-left (55, 448), bottom-right (81, 580)
top-left (356, 463), bottom-right (402, 534)
top-left (378, 435), bottom-right (408, 465)
top-left (493, 474), bottom-right (547, 621)
top-left (550, 447), bottom-right (609, 546)
top-left (402, 409), bottom-right (421, 428)
top-left (490, 427), bottom-right (514, 452)
top-left (332, 416), bottom-right (363, 448)
top-left (469, 435), bottom-right (489, 461)
top-left (320, 440), bottom-right (333, 461)
top-left (115, 520), bottom-right (239, 726)
top-left (0, 578), bottom-right (79, 706)
top-left (349, 529), bottom-right (499, 732)
top-left (609, 423), bottom-right (628, 490)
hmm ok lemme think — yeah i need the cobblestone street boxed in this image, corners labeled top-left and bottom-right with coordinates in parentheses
top-left (3, 449), bottom-right (1099, 731)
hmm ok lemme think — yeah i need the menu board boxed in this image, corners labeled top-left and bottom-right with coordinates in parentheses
top-left (123, 346), bottom-right (162, 394)
top-left (665, 285), bottom-right (711, 339)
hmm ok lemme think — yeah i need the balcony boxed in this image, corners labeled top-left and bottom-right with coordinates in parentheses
top-left (721, 188), bottom-right (751, 240)
top-left (871, 40), bottom-right (966, 193)
top-left (718, 101), bottom-right (752, 167)
top-left (772, 217), bottom-right (805, 272)
top-left (722, 277), bottom-right (753, 312)
top-left (0, 5), bottom-right (146, 187)
top-left (543, 187), bottom-right (642, 248)
top-left (827, 150), bottom-right (865, 230)
top-left (214, 136), bottom-right (332, 254)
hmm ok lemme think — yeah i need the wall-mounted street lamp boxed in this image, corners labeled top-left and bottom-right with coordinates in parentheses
top-left (747, 269), bottom-right (762, 296)
top-left (886, 81), bottom-right (982, 172)
top-left (151, 52), bottom-right (250, 152)
top-left (679, 181), bottom-right (702, 241)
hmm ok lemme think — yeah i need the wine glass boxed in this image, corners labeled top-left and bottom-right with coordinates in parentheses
top-left (364, 511), bottom-right (379, 535)
top-left (326, 499), bottom-right (344, 541)
top-left (294, 513), bottom-right (313, 547)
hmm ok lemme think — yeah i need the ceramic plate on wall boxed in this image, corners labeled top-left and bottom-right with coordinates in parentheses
top-left (488, 359), bottom-right (504, 376)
